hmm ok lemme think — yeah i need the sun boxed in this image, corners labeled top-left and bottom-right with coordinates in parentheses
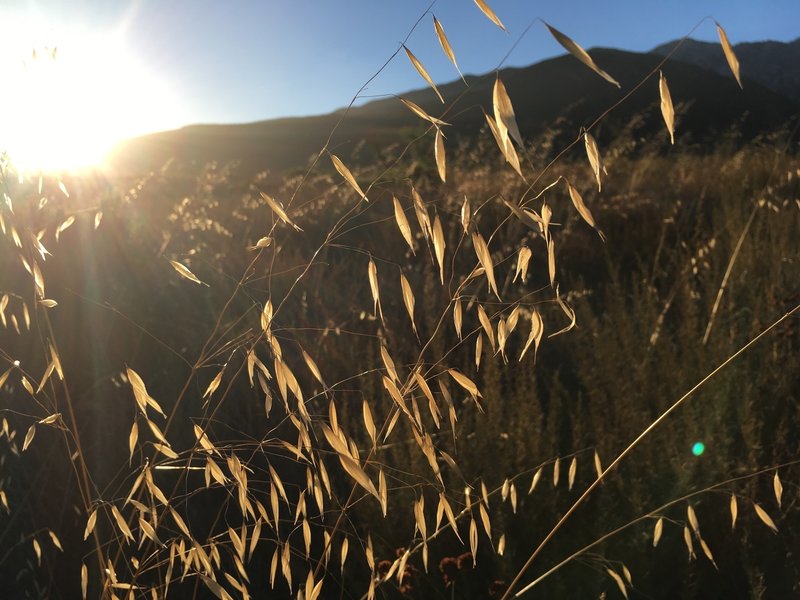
top-left (0, 20), bottom-right (182, 174)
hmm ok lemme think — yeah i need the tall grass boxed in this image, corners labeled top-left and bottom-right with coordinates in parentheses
top-left (0, 6), bottom-right (798, 600)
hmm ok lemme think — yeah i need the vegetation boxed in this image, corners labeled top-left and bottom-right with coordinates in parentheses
top-left (0, 6), bottom-right (798, 600)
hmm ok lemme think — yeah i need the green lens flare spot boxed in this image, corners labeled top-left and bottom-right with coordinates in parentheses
top-left (692, 442), bottom-right (705, 456)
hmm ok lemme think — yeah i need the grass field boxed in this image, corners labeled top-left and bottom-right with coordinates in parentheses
top-left (0, 9), bottom-right (798, 600)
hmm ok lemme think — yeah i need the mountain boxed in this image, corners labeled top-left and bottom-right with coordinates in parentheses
top-left (651, 37), bottom-right (800, 103)
top-left (108, 45), bottom-right (799, 177)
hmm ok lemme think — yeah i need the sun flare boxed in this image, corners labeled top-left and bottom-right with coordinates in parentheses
top-left (0, 20), bottom-right (182, 174)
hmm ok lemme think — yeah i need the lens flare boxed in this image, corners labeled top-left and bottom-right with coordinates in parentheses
top-left (691, 441), bottom-right (705, 456)
top-left (0, 18), bottom-right (182, 173)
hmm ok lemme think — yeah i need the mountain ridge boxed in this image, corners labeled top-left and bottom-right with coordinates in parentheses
top-left (109, 39), bottom-right (799, 177)
top-left (650, 37), bottom-right (800, 102)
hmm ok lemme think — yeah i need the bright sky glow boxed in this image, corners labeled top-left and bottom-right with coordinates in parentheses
top-left (0, 17), bottom-right (181, 173)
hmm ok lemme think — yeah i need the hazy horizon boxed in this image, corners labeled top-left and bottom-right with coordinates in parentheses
top-left (2, 0), bottom-right (798, 135)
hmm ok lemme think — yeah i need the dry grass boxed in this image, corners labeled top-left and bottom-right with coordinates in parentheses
top-left (0, 6), bottom-right (798, 600)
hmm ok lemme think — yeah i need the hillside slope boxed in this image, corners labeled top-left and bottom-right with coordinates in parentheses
top-left (651, 37), bottom-right (800, 102)
top-left (109, 46), bottom-right (798, 177)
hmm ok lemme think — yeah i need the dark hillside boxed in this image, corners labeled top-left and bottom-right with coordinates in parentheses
top-left (652, 37), bottom-right (800, 102)
top-left (109, 48), bottom-right (798, 177)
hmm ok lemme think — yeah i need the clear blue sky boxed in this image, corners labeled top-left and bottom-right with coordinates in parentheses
top-left (3, 0), bottom-right (799, 130)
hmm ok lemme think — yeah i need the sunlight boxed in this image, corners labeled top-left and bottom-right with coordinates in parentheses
top-left (0, 19), bottom-right (182, 174)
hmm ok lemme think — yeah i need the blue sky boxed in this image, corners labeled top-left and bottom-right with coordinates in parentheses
top-left (2, 0), bottom-right (799, 130)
